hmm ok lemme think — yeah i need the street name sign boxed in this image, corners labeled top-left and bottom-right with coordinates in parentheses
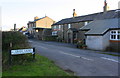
top-left (9, 48), bottom-right (35, 65)
top-left (11, 49), bottom-right (34, 55)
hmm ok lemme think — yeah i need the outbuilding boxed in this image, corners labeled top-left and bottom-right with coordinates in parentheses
top-left (80, 18), bottom-right (120, 51)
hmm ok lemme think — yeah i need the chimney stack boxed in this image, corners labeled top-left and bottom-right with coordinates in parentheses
top-left (34, 16), bottom-right (39, 20)
top-left (103, 0), bottom-right (109, 12)
top-left (73, 9), bottom-right (77, 17)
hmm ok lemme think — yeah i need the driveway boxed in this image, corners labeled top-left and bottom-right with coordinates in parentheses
top-left (29, 39), bottom-right (119, 76)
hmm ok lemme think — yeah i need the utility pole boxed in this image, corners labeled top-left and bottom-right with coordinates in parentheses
top-left (63, 25), bottom-right (64, 41)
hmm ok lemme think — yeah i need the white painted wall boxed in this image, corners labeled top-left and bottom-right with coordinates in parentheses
top-left (86, 36), bottom-right (103, 50)
top-left (86, 31), bottom-right (110, 50)
top-left (102, 31), bottom-right (110, 50)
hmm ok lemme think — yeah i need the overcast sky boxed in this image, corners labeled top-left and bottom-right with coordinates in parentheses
top-left (0, 0), bottom-right (120, 31)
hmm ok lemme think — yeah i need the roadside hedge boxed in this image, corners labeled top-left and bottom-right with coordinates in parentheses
top-left (2, 31), bottom-right (31, 70)
top-left (2, 31), bottom-right (29, 50)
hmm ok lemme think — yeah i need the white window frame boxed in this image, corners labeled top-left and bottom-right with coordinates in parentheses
top-left (52, 31), bottom-right (57, 36)
top-left (84, 22), bottom-right (88, 26)
top-left (68, 24), bottom-right (71, 29)
top-left (110, 30), bottom-right (120, 40)
top-left (59, 25), bottom-right (61, 29)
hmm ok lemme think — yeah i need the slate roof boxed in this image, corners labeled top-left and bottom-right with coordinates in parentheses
top-left (80, 18), bottom-right (120, 35)
top-left (32, 27), bottom-right (45, 29)
top-left (52, 9), bottom-right (120, 25)
top-left (29, 16), bottom-right (47, 23)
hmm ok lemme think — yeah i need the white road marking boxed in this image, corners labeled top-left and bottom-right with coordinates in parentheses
top-left (59, 51), bottom-right (93, 61)
top-left (38, 46), bottom-right (48, 49)
top-left (101, 57), bottom-right (119, 63)
top-left (81, 57), bottom-right (93, 61)
top-left (60, 51), bottom-right (80, 58)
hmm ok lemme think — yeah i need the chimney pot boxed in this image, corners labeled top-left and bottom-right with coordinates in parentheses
top-left (73, 9), bottom-right (77, 17)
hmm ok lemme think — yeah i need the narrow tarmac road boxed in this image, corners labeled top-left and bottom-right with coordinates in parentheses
top-left (29, 39), bottom-right (119, 76)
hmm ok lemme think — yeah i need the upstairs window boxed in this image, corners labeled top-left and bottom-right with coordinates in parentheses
top-left (110, 30), bottom-right (120, 40)
top-left (59, 25), bottom-right (61, 29)
top-left (68, 24), bottom-right (71, 29)
top-left (84, 22), bottom-right (88, 26)
top-left (53, 26), bottom-right (56, 30)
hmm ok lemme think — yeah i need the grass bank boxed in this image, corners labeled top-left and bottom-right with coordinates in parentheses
top-left (100, 52), bottom-right (120, 57)
top-left (2, 54), bottom-right (72, 76)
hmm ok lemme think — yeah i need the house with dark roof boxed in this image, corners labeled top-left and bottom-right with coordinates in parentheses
top-left (52, 9), bottom-right (119, 43)
top-left (51, 0), bottom-right (120, 51)
top-left (80, 18), bottom-right (120, 51)
top-left (27, 16), bottom-right (55, 40)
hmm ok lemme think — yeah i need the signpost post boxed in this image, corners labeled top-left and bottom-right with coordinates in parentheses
top-left (9, 48), bottom-right (35, 65)
top-left (9, 49), bottom-right (12, 65)
top-left (9, 42), bottom-right (12, 65)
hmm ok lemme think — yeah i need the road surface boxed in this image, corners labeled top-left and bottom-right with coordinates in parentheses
top-left (29, 39), bottom-right (119, 76)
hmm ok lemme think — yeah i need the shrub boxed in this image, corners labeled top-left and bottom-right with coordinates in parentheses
top-left (2, 31), bottom-right (31, 70)
top-left (2, 31), bottom-right (29, 50)
top-left (73, 38), bottom-right (78, 44)
top-left (76, 40), bottom-right (87, 49)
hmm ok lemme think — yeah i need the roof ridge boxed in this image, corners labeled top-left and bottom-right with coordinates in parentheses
top-left (63, 9), bottom-right (119, 20)
top-left (53, 9), bottom-right (119, 25)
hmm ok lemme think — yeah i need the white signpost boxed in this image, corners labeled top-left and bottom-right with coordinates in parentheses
top-left (9, 48), bottom-right (35, 65)
top-left (11, 49), bottom-right (34, 55)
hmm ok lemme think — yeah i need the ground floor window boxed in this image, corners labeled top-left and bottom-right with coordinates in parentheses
top-left (110, 30), bottom-right (120, 40)
top-left (52, 31), bottom-right (58, 36)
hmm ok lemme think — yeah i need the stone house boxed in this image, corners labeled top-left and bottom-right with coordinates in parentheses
top-left (52, 0), bottom-right (114, 44)
top-left (27, 16), bottom-right (55, 40)
top-left (52, 9), bottom-right (119, 44)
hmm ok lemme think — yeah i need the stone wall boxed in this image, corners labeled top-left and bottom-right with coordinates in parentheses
top-left (110, 41), bottom-right (120, 52)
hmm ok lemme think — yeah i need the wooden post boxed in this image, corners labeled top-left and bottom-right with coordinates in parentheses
top-left (9, 49), bottom-right (12, 65)
top-left (9, 42), bottom-right (12, 65)
top-left (33, 48), bottom-right (35, 60)
top-left (10, 42), bottom-right (12, 48)
top-left (14, 24), bottom-right (16, 31)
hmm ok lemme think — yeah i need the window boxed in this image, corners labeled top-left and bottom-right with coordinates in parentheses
top-left (52, 31), bottom-right (57, 36)
top-left (34, 23), bottom-right (36, 27)
top-left (53, 26), bottom-right (56, 30)
top-left (84, 22), bottom-right (88, 26)
top-left (68, 24), bottom-right (71, 29)
top-left (73, 33), bottom-right (77, 39)
top-left (59, 25), bottom-right (61, 29)
top-left (110, 30), bottom-right (120, 40)
top-left (32, 23), bottom-right (34, 27)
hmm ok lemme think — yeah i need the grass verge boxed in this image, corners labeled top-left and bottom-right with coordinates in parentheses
top-left (100, 53), bottom-right (120, 57)
top-left (2, 54), bottom-right (73, 77)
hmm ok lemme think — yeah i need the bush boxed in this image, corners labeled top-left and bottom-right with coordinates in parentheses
top-left (2, 31), bottom-right (31, 70)
top-left (76, 40), bottom-right (87, 49)
top-left (2, 31), bottom-right (29, 50)
top-left (73, 38), bottom-right (78, 44)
